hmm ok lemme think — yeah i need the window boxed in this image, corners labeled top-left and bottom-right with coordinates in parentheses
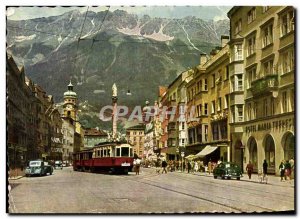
top-left (235, 18), bottom-right (242, 34)
top-left (247, 35), bottom-right (256, 57)
top-left (220, 120), bottom-right (227, 140)
top-left (234, 44), bottom-right (243, 61)
top-left (281, 10), bottom-right (294, 36)
top-left (204, 103), bottom-right (208, 115)
top-left (262, 23), bottom-right (273, 47)
top-left (204, 79), bottom-right (208, 91)
top-left (247, 67), bottom-right (256, 88)
top-left (263, 60), bottom-right (274, 76)
top-left (270, 98), bottom-right (275, 115)
top-left (281, 49), bottom-right (294, 74)
top-left (224, 95), bottom-right (229, 109)
top-left (253, 102), bottom-right (257, 118)
top-left (237, 105), bottom-right (243, 122)
top-left (263, 99), bottom-right (268, 117)
top-left (181, 138), bottom-right (185, 145)
top-left (211, 74), bottom-right (215, 87)
top-left (212, 123), bottom-right (219, 141)
top-left (236, 74), bottom-right (243, 91)
top-left (263, 6), bottom-right (270, 13)
top-left (204, 125), bottom-right (208, 142)
top-left (197, 104), bottom-right (202, 117)
top-left (181, 122), bottom-right (185, 130)
top-left (225, 65), bottom-right (229, 80)
top-left (211, 101), bottom-right (215, 114)
top-left (197, 81), bottom-right (201, 93)
top-left (247, 8), bottom-right (256, 24)
top-left (282, 91), bottom-right (287, 113)
top-left (218, 97), bottom-right (222, 111)
top-left (290, 89), bottom-right (294, 111)
top-left (247, 102), bottom-right (252, 120)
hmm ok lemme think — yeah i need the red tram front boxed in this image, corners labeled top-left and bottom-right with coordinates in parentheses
top-left (73, 142), bottom-right (134, 174)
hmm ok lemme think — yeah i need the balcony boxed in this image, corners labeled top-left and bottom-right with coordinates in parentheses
top-left (250, 74), bottom-right (278, 97)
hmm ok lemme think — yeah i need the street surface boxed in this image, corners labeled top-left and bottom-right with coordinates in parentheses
top-left (8, 167), bottom-right (294, 213)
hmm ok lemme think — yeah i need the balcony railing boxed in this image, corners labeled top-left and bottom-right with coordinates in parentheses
top-left (250, 74), bottom-right (278, 96)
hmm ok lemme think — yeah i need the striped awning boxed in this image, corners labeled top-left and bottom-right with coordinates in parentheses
top-left (195, 145), bottom-right (218, 158)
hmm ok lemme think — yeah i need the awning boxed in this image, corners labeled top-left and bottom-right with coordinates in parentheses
top-left (195, 145), bottom-right (218, 158)
top-left (185, 154), bottom-right (196, 160)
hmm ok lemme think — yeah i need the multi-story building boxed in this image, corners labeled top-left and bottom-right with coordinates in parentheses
top-left (126, 124), bottom-right (145, 157)
top-left (144, 121), bottom-right (154, 160)
top-left (228, 6), bottom-right (295, 174)
top-left (186, 36), bottom-right (230, 163)
top-left (158, 87), bottom-right (169, 158)
top-left (49, 107), bottom-right (63, 160)
top-left (7, 55), bottom-right (32, 171)
top-left (83, 128), bottom-right (108, 148)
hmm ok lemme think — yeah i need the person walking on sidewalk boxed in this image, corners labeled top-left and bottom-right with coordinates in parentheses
top-left (246, 161), bottom-right (254, 179)
top-left (284, 160), bottom-right (292, 181)
top-left (162, 159), bottom-right (168, 174)
top-left (263, 159), bottom-right (268, 180)
top-left (208, 160), bottom-right (212, 175)
top-left (279, 161), bottom-right (285, 181)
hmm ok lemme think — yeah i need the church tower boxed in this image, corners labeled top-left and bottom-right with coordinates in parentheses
top-left (63, 81), bottom-right (77, 120)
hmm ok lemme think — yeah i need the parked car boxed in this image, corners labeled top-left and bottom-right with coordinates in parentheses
top-left (25, 160), bottom-right (53, 177)
top-left (213, 162), bottom-right (243, 180)
top-left (54, 160), bottom-right (63, 169)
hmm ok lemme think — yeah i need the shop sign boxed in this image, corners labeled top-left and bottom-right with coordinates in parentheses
top-left (245, 118), bottom-right (294, 133)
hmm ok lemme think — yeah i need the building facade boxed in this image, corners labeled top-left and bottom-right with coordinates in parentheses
top-left (83, 128), bottom-right (108, 148)
top-left (228, 6), bottom-right (295, 174)
top-left (126, 125), bottom-right (145, 157)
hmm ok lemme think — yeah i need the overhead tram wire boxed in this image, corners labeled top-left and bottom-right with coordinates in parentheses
top-left (72, 6), bottom-right (90, 80)
top-left (80, 6), bottom-right (111, 79)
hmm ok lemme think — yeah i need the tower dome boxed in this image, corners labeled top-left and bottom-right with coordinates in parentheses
top-left (64, 81), bottom-right (77, 97)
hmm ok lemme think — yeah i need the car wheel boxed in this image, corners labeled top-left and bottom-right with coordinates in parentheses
top-left (237, 177), bottom-right (240, 180)
top-left (50, 171), bottom-right (52, 175)
top-left (214, 175), bottom-right (217, 179)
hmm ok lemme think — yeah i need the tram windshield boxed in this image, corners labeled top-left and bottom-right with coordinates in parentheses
top-left (121, 147), bottom-right (129, 157)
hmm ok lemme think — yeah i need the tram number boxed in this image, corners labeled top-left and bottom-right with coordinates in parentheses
top-left (121, 162), bottom-right (130, 166)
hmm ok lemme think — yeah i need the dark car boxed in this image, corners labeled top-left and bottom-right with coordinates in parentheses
top-left (25, 160), bottom-right (53, 177)
top-left (54, 160), bottom-right (63, 169)
top-left (213, 162), bottom-right (243, 180)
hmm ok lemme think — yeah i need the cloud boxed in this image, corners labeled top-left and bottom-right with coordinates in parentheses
top-left (6, 8), bottom-right (15, 17)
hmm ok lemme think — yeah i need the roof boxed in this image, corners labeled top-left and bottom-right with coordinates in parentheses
top-left (64, 90), bottom-right (77, 97)
top-left (159, 86), bottom-right (167, 97)
top-left (84, 128), bottom-right (107, 136)
top-left (126, 124), bottom-right (145, 131)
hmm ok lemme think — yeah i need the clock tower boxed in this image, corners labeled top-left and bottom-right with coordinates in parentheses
top-left (63, 81), bottom-right (77, 120)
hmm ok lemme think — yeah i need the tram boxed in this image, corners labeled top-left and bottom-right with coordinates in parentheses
top-left (73, 142), bottom-right (134, 174)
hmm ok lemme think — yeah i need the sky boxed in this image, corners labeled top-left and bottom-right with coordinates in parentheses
top-left (6, 6), bottom-right (232, 21)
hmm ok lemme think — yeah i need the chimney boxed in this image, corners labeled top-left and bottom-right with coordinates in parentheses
top-left (200, 53), bottom-right (207, 65)
top-left (221, 35), bottom-right (229, 47)
top-left (210, 49), bottom-right (217, 56)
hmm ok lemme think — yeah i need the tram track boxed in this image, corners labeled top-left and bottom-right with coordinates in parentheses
top-left (116, 173), bottom-right (276, 213)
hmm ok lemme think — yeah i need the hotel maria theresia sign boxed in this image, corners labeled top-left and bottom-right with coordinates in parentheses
top-left (245, 118), bottom-right (294, 133)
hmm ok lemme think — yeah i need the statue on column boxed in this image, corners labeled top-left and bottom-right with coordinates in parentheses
top-left (112, 83), bottom-right (117, 97)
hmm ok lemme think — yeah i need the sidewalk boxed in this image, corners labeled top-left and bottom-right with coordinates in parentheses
top-left (8, 168), bottom-right (25, 181)
top-left (189, 171), bottom-right (294, 187)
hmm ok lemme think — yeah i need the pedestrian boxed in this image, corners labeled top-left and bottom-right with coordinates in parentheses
top-left (134, 157), bottom-right (141, 175)
top-left (155, 159), bottom-right (161, 174)
top-left (246, 161), bottom-right (254, 179)
top-left (289, 158), bottom-right (294, 180)
top-left (263, 159), bottom-right (268, 180)
top-left (162, 159), bottom-right (168, 174)
top-left (284, 160), bottom-right (291, 181)
top-left (204, 165), bottom-right (208, 176)
top-left (208, 160), bottom-right (212, 175)
top-left (194, 161), bottom-right (199, 173)
top-left (279, 160), bottom-right (285, 181)
top-left (187, 161), bottom-right (191, 173)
